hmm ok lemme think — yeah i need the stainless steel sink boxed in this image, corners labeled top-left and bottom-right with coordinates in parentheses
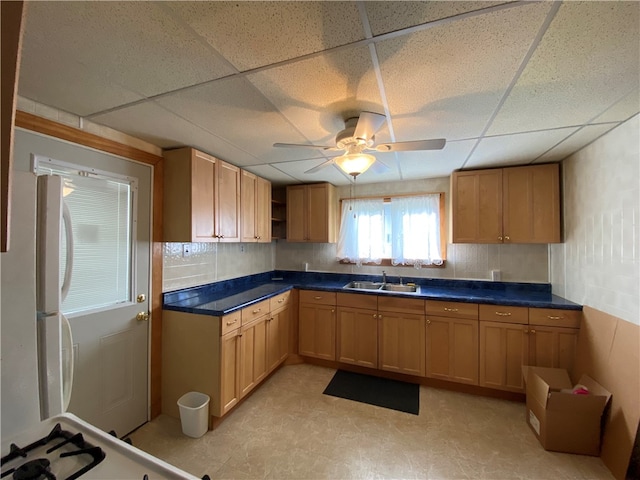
top-left (343, 281), bottom-right (383, 290)
top-left (379, 284), bottom-right (418, 293)
top-left (343, 281), bottom-right (419, 293)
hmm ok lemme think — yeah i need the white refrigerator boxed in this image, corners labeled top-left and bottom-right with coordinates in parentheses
top-left (35, 174), bottom-right (75, 420)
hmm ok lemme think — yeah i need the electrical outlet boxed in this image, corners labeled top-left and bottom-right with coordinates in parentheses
top-left (182, 244), bottom-right (191, 257)
top-left (240, 245), bottom-right (245, 253)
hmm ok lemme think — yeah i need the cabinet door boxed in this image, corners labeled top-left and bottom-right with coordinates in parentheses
top-left (503, 164), bottom-right (560, 243)
top-left (216, 160), bottom-right (241, 242)
top-left (256, 176), bottom-right (272, 242)
top-left (337, 307), bottom-right (378, 369)
top-left (239, 317), bottom-right (268, 398)
top-left (307, 183), bottom-right (329, 242)
top-left (426, 316), bottom-right (479, 385)
top-left (192, 151), bottom-right (216, 241)
top-left (452, 169), bottom-right (502, 243)
top-left (479, 321), bottom-right (529, 392)
top-left (287, 185), bottom-right (306, 241)
top-left (266, 306), bottom-right (290, 372)
top-left (220, 329), bottom-right (241, 415)
top-left (379, 311), bottom-right (425, 376)
top-left (529, 325), bottom-right (578, 371)
top-left (240, 170), bottom-right (257, 242)
top-left (298, 303), bottom-right (336, 360)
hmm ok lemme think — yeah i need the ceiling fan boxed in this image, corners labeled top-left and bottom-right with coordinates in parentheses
top-left (273, 112), bottom-right (446, 177)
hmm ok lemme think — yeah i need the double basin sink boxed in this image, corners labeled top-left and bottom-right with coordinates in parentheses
top-left (343, 281), bottom-right (419, 294)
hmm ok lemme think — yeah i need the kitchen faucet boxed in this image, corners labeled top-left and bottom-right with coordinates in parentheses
top-left (382, 270), bottom-right (387, 284)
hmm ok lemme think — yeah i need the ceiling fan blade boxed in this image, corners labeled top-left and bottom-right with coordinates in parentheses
top-left (304, 159), bottom-right (334, 174)
top-left (354, 112), bottom-right (387, 140)
top-left (273, 142), bottom-right (338, 151)
top-left (374, 138), bottom-right (446, 152)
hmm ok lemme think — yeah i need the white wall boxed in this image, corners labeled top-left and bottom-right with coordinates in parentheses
top-left (275, 177), bottom-right (550, 283)
top-left (550, 115), bottom-right (639, 325)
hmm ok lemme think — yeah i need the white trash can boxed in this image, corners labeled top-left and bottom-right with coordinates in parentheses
top-left (177, 392), bottom-right (210, 438)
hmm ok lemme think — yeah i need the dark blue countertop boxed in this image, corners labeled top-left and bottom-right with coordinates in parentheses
top-left (163, 270), bottom-right (582, 317)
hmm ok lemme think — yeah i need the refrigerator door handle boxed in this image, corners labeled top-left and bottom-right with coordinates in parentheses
top-left (60, 312), bottom-right (74, 412)
top-left (61, 202), bottom-right (74, 302)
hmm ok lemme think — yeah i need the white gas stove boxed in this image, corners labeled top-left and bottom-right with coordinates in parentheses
top-left (0, 413), bottom-right (202, 480)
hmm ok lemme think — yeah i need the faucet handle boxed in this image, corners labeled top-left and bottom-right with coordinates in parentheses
top-left (399, 277), bottom-right (403, 285)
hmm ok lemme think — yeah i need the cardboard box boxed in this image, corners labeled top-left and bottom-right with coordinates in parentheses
top-left (524, 366), bottom-right (612, 456)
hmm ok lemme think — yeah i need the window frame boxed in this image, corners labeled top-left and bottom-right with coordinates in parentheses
top-left (337, 192), bottom-right (447, 268)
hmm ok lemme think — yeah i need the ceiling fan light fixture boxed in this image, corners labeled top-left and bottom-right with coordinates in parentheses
top-left (334, 153), bottom-right (376, 177)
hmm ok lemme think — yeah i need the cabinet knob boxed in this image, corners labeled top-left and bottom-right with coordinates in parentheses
top-left (372, 314), bottom-right (377, 318)
top-left (498, 236), bottom-right (503, 241)
top-left (220, 234), bottom-right (225, 239)
top-left (226, 319), bottom-right (238, 326)
top-left (252, 308), bottom-right (261, 314)
top-left (331, 309), bottom-right (335, 313)
top-left (278, 299), bottom-right (284, 303)
top-left (426, 319), bottom-right (431, 325)
top-left (314, 296), bottom-right (322, 300)
top-left (504, 235), bottom-right (510, 241)
top-left (530, 329), bottom-right (536, 334)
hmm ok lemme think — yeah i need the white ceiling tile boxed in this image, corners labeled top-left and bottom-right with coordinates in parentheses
top-left (364, 1), bottom-right (510, 36)
top-left (591, 89), bottom-right (640, 124)
top-left (247, 45), bottom-right (386, 146)
top-left (488, 1), bottom-right (640, 135)
top-left (91, 102), bottom-right (258, 166)
top-left (164, 1), bottom-right (364, 71)
top-left (466, 127), bottom-right (578, 169)
top-left (243, 165), bottom-right (300, 186)
top-left (376, 2), bottom-right (553, 141)
top-left (155, 77), bottom-right (321, 164)
top-left (534, 124), bottom-right (619, 164)
top-left (18, 49), bottom-right (143, 117)
top-left (394, 140), bottom-right (476, 179)
top-left (22, 2), bottom-right (235, 103)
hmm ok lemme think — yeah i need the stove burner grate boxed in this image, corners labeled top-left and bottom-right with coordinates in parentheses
top-left (1, 424), bottom-right (105, 480)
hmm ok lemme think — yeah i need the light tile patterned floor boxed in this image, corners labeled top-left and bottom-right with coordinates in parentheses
top-left (129, 364), bottom-right (614, 479)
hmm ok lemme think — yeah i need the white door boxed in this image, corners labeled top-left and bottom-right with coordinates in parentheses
top-left (35, 156), bottom-right (151, 437)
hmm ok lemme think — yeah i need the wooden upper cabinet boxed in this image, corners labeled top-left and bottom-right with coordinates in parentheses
top-left (164, 147), bottom-right (240, 242)
top-left (503, 164), bottom-right (561, 243)
top-left (241, 171), bottom-right (271, 243)
top-left (451, 169), bottom-right (503, 243)
top-left (451, 164), bottom-right (561, 244)
top-left (286, 183), bottom-right (337, 243)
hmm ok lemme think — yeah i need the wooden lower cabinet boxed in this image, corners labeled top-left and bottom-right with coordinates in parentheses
top-left (337, 307), bottom-right (378, 368)
top-left (267, 305), bottom-right (290, 371)
top-left (299, 303), bottom-right (336, 360)
top-left (479, 320), bottom-right (529, 392)
top-left (220, 329), bottom-right (241, 415)
top-left (379, 311), bottom-right (425, 376)
top-left (426, 316), bottom-right (479, 385)
top-left (239, 316), bottom-right (269, 398)
top-left (528, 325), bottom-right (578, 371)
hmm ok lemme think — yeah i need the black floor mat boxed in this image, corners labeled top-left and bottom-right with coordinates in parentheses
top-left (323, 370), bottom-right (419, 415)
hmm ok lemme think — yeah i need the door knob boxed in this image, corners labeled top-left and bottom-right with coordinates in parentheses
top-left (136, 311), bottom-right (150, 322)
top-left (136, 294), bottom-right (146, 303)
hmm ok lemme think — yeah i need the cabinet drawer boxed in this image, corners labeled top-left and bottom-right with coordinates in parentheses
top-left (241, 299), bottom-right (270, 325)
top-left (529, 308), bottom-right (581, 328)
top-left (479, 304), bottom-right (528, 324)
top-left (299, 290), bottom-right (336, 306)
top-left (270, 291), bottom-right (291, 311)
top-left (337, 292), bottom-right (377, 310)
top-left (426, 300), bottom-right (478, 319)
top-left (378, 296), bottom-right (425, 315)
top-left (220, 311), bottom-right (241, 335)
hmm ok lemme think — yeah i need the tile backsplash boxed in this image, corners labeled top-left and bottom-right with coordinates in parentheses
top-left (163, 242), bottom-right (275, 291)
top-left (274, 241), bottom-right (549, 283)
top-left (551, 114), bottom-right (639, 325)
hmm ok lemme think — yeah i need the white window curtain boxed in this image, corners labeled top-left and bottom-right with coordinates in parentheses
top-left (390, 194), bottom-right (443, 267)
top-left (337, 198), bottom-right (386, 265)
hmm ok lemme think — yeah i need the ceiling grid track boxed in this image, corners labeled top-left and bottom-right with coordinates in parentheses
top-left (460, 0), bottom-right (563, 170)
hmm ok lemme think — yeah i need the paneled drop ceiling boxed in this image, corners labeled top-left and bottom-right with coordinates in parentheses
top-left (18, 1), bottom-right (640, 186)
